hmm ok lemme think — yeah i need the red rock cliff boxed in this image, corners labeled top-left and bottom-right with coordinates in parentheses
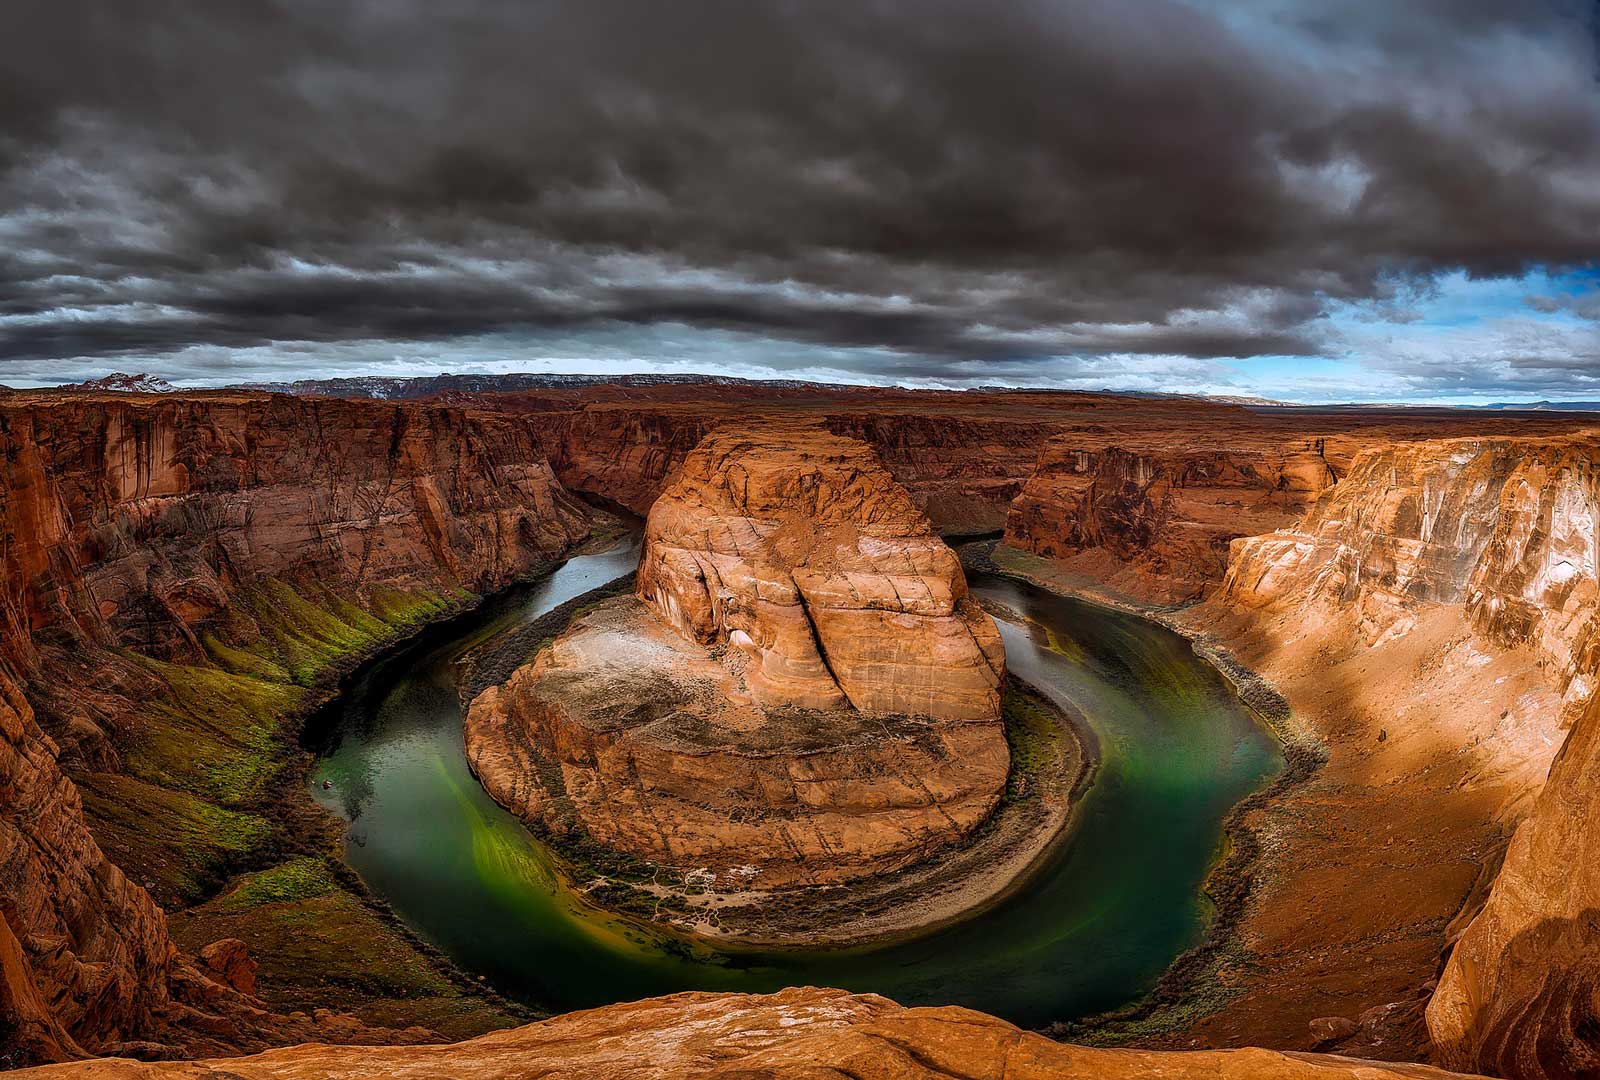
top-left (635, 421), bottom-right (1005, 720)
top-left (0, 392), bottom-right (595, 1059)
top-left (8, 987), bottom-right (1485, 1080)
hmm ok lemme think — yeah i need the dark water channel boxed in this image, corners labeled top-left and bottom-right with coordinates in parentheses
top-left (307, 537), bottom-right (1280, 1027)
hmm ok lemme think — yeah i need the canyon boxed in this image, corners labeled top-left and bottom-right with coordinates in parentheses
top-left (6, 379), bottom-right (1600, 1079)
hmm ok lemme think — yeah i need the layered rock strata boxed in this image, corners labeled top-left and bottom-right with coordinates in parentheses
top-left (635, 422), bottom-right (1005, 721)
top-left (466, 597), bottom-right (1008, 886)
top-left (1428, 687), bottom-right (1600, 1079)
top-left (11, 987), bottom-right (1486, 1080)
top-left (466, 422), bottom-right (1008, 890)
top-left (1005, 438), bottom-right (1340, 601)
top-left (1155, 435), bottom-right (1600, 1057)
top-left (1222, 437), bottom-right (1600, 722)
top-left (0, 392), bottom-right (595, 1059)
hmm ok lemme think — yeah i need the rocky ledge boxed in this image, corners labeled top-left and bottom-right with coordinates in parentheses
top-left (12, 987), bottom-right (1484, 1080)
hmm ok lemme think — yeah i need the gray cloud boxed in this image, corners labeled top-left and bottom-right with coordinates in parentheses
top-left (1, 0), bottom-right (1598, 389)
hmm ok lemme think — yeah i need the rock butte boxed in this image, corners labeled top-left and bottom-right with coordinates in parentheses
top-left (7, 380), bottom-right (1600, 1077)
top-left (465, 422), bottom-right (1009, 889)
top-left (636, 422), bottom-right (1005, 721)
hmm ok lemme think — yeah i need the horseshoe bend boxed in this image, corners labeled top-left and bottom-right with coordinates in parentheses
top-left (2, 380), bottom-right (1600, 1080)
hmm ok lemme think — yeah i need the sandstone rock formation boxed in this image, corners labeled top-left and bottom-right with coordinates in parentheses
top-left (9, 987), bottom-right (1486, 1080)
top-left (13, 380), bottom-right (1600, 1071)
top-left (543, 400), bottom-right (1055, 535)
top-left (466, 597), bottom-right (1008, 888)
top-left (1222, 437), bottom-right (1600, 721)
top-left (196, 941), bottom-right (256, 998)
top-left (1428, 687), bottom-right (1600, 1079)
top-left (1005, 438), bottom-right (1339, 601)
top-left (635, 422), bottom-right (1005, 720)
top-left (467, 422), bottom-right (1009, 891)
top-left (0, 391), bottom-right (596, 1058)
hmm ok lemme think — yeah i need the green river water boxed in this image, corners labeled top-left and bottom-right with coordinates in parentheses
top-left (306, 536), bottom-right (1281, 1027)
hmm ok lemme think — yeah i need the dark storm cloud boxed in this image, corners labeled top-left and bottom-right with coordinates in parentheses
top-left (2, 0), bottom-right (1598, 384)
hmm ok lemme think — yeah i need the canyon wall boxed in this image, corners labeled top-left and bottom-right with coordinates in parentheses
top-left (1221, 437), bottom-right (1600, 723)
top-left (10, 987), bottom-right (1483, 1080)
top-left (635, 421), bottom-right (1005, 720)
top-left (1004, 436), bottom-right (1340, 602)
top-left (544, 402), bottom-right (1059, 534)
top-left (0, 392), bottom-right (596, 1059)
top-left (1411, 440), bottom-right (1600, 1078)
top-left (1428, 686), bottom-right (1600, 1079)
top-left (1173, 434), bottom-right (1600, 1062)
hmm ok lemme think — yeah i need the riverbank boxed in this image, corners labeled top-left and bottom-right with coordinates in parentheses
top-left (966, 540), bottom-right (1549, 1063)
top-left (958, 540), bottom-right (1325, 1045)
top-left (165, 528), bottom-right (638, 1039)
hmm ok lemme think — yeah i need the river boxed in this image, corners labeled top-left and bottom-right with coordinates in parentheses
top-left (305, 536), bottom-right (1280, 1027)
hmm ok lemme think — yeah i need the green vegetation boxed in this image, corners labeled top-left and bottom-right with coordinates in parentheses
top-left (170, 861), bottom-right (528, 1039)
top-left (1001, 684), bottom-right (1058, 795)
top-left (77, 772), bottom-right (272, 903)
top-left (81, 576), bottom-right (474, 906)
top-left (216, 855), bottom-right (340, 912)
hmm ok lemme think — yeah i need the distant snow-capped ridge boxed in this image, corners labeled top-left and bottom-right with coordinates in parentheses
top-left (62, 372), bottom-right (178, 394)
top-left (232, 372), bottom-right (858, 399)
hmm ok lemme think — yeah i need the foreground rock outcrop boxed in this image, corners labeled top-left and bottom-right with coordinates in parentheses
top-left (467, 422), bottom-right (1009, 895)
top-left (10, 987), bottom-right (1486, 1080)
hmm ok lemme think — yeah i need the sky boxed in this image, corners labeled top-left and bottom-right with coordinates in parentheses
top-left (2, 0), bottom-right (1598, 403)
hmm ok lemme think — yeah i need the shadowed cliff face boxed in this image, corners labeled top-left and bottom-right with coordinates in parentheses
top-left (1005, 439), bottom-right (1339, 601)
top-left (6, 987), bottom-right (1486, 1080)
top-left (0, 392), bottom-right (595, 1059)
top-left (1429, 688), bottom-right (1600, 1080)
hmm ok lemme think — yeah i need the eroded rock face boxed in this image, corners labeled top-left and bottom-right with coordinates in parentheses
top-left (0, 392), bottom-right (595, 1058)
top-left (468, 424), bottom-right (1007, 890)
top-left (10, 987), bottom-right (1486, 1080)
top-left (1222, 437), bottom-right (1600, 720)
top-left (1428, 686), bottom-right (1600, 1080)
top-left (635, 422), bottom-right (1005, 721)
top-left (1005, 437), bottom-right (1340, 602)
top-left (0, 666), bottom-right (152, 1067)
top-left (465, 597), bottom-right (1007, 887)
